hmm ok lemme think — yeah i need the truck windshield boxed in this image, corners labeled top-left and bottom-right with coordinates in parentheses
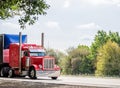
top-left (30, 52), bottom-right (46, 57)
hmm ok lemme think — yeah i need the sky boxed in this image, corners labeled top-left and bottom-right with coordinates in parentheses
top-left (0, 0), bottom-right (120, 52)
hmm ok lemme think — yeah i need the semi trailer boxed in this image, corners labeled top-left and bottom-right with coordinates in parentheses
top-left (0, 32), bottom-right (60, 79)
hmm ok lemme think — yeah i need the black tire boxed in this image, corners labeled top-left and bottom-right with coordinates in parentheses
top-left (8, 69), bottom-right (14, 78)
top-left (0, 67), bottom-right (9, 77)
top-left (0, 68), bottom-right (4, 77)
top-left (28, 67), bottom-right (37, 79)
top-left (51, 77), bottom-right (58, 80)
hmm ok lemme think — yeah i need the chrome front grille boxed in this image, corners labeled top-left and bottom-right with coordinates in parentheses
top-left (44, 59), bottom-right (54, 69)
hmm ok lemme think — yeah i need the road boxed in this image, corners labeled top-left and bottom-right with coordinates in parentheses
top-left (0, 76), bottom-right (120, 88)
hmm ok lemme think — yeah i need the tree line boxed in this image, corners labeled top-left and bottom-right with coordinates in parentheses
top-left (47, 30), bottom-right (120, 77)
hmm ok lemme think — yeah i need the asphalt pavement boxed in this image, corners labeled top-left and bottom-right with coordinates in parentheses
top-left (0, 76), bottom-right (120, 88)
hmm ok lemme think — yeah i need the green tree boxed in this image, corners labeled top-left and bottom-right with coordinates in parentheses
top-left (62, 45), bottom-right (92, 75)
top-left (77, 45), bottom-right (93, 74)
top-left (0, 0), bottom-right (50, 29)
top-left (95, 40), bottom-right (120, 76)
top-left (91, 30), bottom-right (108, 58)
top-left (71, 57), bottom-right (81, 74)
top-left (91, 30), bottom-right (120, 59)
top-left (108, 31), bottom-right (120, 45)
top-left (90, 30), bottom-right (120, 73)
top-left (60, 56), bottom-right (72, 75)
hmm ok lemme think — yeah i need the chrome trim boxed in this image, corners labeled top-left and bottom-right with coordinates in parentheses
top-left (21, 71), bottom-right (28, 76)
top-left (36, 70), bottom-right (60, 77)
top-left (26, 57), bottom-right (30, 67)
top-left (44, 59), bottom-right (54, 69)
top-left (19, 32), bottom-right (22, 73)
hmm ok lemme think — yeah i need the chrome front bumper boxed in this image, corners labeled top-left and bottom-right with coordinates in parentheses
top-left (36, 70), bottom-right (60, 77)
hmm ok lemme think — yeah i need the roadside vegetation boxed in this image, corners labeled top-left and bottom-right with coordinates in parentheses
top-left (47, 30), bottom-right (120, 77)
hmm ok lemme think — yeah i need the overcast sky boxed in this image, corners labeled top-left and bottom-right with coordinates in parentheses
top-left (0, 0), bottom-right (120, 52)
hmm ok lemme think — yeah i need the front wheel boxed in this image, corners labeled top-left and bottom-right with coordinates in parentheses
top-left (28, 67), bottom-right (37, 79)
top-left (51, 77), bottom-right (58, 80)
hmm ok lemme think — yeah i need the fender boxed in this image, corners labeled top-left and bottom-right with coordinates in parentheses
top-left (31, 64), bottom-right (40, 71)
top-left (54, 65), bottom-right (60, 71)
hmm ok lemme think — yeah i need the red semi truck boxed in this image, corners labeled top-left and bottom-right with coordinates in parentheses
top-left (0, 32), bottom-right (60, 79)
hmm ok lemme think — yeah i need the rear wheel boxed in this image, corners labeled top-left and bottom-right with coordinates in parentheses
top-left (0, 68), bottom-right (4, 77)
top-left (51, 77), bottom-right (58, 80)
top-left (28, 67), bottom-right (37, 79)
top-left (8, 69), bottom-right (14, 78)
top-left (0, 67), bottom-right (9, 77)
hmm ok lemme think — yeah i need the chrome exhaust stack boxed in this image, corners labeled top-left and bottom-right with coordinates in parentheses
top-left (19, 32), bottom-right (22, 74)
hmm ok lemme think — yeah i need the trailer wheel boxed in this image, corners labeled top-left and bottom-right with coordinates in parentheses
top-left (51, 77), bottom-right (58, 80)
top-left (8, 69), bottom-right (14, 78)
top-left (0, 67), bottom-right (9, 77)
top-left (0, 68), bottom-right (4, 77)
top-left (29, 67), bottom-right (37, 79)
